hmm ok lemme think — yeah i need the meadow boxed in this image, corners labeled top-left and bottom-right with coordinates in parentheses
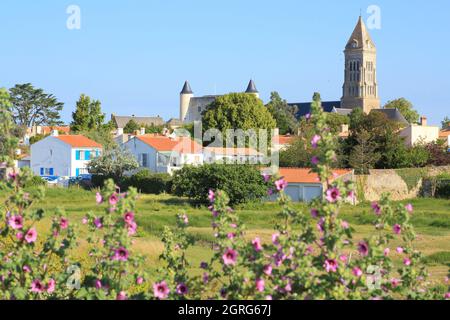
top-left (4, 186), bottom-right (450, 284)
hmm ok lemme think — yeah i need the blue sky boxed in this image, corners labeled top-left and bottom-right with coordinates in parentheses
top-left (1, 0), bottom-right (449, 125)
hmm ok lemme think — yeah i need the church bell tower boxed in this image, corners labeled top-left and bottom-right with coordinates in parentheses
top-left (341, 16), bottom-right (380, 113)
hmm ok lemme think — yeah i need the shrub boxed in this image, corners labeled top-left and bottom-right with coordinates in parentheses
top-left (125, 170), bottom-right (172, 195)
top-left (23, 175), bottom-right (46, 188)
top-left (171, 164), bottom-right (270, 205)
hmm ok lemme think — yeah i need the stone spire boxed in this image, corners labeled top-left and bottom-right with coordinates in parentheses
top-left (180, 81), bottom-right (193, 94)
top-left (345, 16), bottom-right (375, 51)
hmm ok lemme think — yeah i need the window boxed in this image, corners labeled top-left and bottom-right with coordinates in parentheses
top-left (40, 168), bottom-right (54, 176)
top-left (139, 153), bottom-right (148, 167)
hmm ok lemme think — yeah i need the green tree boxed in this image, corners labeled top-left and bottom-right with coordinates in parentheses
top-left (266, 92), bottom-right (298, 135)
top-left (348, 129), bottom-right (380, 174)
top-left (9, 83), bottom-right (63, 127)
top-left (442, 116), bottom-right (450, 129)
top-left (123, 120), bottom-right (140, 134)
top-left (202, 93), bottom-right (276, 146)
top-left (384, 98), bottom-right (420, 124)
top-left (87, 147), bottom-right (139, 181)
top-left (71, 94), bottom-right (105, 132)
top-left (0, 88), bottom-right (18, 166)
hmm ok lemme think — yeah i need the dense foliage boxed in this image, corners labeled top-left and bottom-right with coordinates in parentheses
top-left (172, 164), bottom-right (271, 205)
top-left (87, 147), bottom-right (139, 181)
top-left (9, 83), bottom-right (64, 127)
top-left (266, 92), bottom-right (299, 135)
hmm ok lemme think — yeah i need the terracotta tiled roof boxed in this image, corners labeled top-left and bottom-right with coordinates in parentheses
top-left (204, 147), bottom-right (262, 156)
top-left (274, 135), bottom-right (296, 145)
top-left (277, 168), bottom-right (353, 184)
top-left (137, 135), bottom-right (202, 154)
top-left (55, 135), bottom-right (102, 148)
top-left (439, 129), bottom-right (450, 138)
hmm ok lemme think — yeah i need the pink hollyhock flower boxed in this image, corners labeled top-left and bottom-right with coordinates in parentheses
top-left (266, 295), bottom-right (273, 300)
top-left (31, 279), bottom-right (44, 293)
top-left (341, 221), bottom-right (349, 229)
top-left (124, 212), bottom-right (135, 223)
top-left (94, 217), bottom-right (103, 229)
top-left (358, 241), bottom-right (369, 257)
top-left (310, 208), bottom-right (319, 218)
top-left (371, 202), bottom-right (382, 215)
top-left (393, 224), bottom-right (402, 235)
top-left (263, 174), bottom-right (271, 183)
top-left (95, 279), bottom-right (102, 289)
top-left (311, 156), bottom-right (319, 165)
top-left (311, 135), bottom-right (321, 148)
top-left (109, 194), bottom-right (118, 206)
top-left (23, 265), bottom-right (31, 273)
top-left (347, 190), bottom-right (356, 202)
top-left (384, 248), bottom-right (390, 256)
top-left (60, 217), bottom-right (69, 229)
top-left (136, 277), bottom-right (144, 285)
top-left (445, 292), bottom-right (450, 300)
top-left (112, 247), bottom-right (129, 261)
top-left (396, 247), bottom-right (404, 254)
top-left (16, 232), bottom-right (24, 240)
top-left (404, 258), bottom-right (411, 266)
top-left (181, 214), bottom-right (189, 225)
top-left (227, 233), bottom-right (235, 239)
top-left (46, 279), bottom-right (56, 294)
top-left (95, 192), bottom-right (103, 204)
top-left (127, 221), bottom-right (137, 236)
top-left (208, 190), bottom-right (215, 202)
top-left (275, 179), bottom-right (288, 191)
top-left (256, 279), bottom-right (265, 292)
top-left (203, 272), bottom-right (209, 284)
top-left (325, 187), bottom-right (341, 203)
top-left (267, 188), bottom-right (274, 196)
top-left (263, 264), bottom-right (273, 276)
top-left (153, 281), bottom-right (170, 299)
top-left (116, 291), bottom-right (127, 300)
top-left (339, 255), bottom-right (348, 263)
top-left (222, 248), bottom-right (238, 266)
top-left (25, 228), bottom-right (37, 244)
top-left (272, 233), bottom-right (280, 245)
top-left (252, 237), bottom-right (263, 252)
top-left (405, 203), bottom-right (413, 213)
top-left (305, 113), bottom-right (311, 120)
top-left (352, 267), bottom-right (363, 277)
top-left (324, 259), bottom-right (338, 273)
top-left (8, 215), bottom-right (23, 230)
top-left (391, 278), bottom-right (401, 288)
top-left (200, 262), bottom-right (208, 269)
top-left (82, 217), bottom-right (88, 224)
top-left (176, 283), bottom-right (188, 295)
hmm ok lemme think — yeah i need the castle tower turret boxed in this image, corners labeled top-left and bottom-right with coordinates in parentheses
top-left (245, 79), bottom-right (260, 99)
top-left (180, 81), bottom-right (194, 122)
top-left (341, 16), bottom-right (380, 113)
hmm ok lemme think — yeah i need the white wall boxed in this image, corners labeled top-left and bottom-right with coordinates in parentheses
top-left (70, 148), bottom-right (102, 177)
top-left (31, 137), bottom-right (72, 177)
top-left (400, 125), bottom-right (440, 146)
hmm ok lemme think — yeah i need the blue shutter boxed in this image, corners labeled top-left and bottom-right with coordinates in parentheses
top-left (49, 168), bottom-right (54, 176)
top-left (85, 150), bottom-right (91, 160)
top-left (40, 168), bottom-right (44, 176)
top-left (75, 150), bottom-right (80, 160)
top-left (96, 150), bottom-right (100, 157)
top-left (75, 168), bottom-right (80, 177)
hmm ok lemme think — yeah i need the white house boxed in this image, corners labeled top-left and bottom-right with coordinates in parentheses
top-left (203, 147), bottom-right (265, 164)
top-left (30, 133), bottom-right (102, 177)
top-left (399, 117), bottom-right (440, 147)
top-left (264, 168), bottom-right (354, 203)
top-left (123, 134), bottom-right (203, 175)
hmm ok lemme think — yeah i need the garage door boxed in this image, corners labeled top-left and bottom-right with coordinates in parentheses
top-left (303, 185), bottom-right (322, 202)
top-left (285, 185), bottom-right (301, 202)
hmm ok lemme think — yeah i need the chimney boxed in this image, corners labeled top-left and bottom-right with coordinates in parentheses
top-left (140, 127), bottom-right (146, 136)
top-left (420, 116), bottom-right (428, 126)
top-left (51, 130), bottom-right (59, 137)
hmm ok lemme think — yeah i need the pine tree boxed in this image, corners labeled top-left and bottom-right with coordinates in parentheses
top-left (348, 129), bottom-right (380, 174)
top-left (0, 88), bottom-right (18, 167)
top-left (71, 94), bottom-right (105, 132)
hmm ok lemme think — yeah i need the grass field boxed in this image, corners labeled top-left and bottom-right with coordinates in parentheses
top-left (3, 186), bottom-right (450, 284)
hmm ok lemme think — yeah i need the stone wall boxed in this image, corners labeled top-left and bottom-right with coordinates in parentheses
top-left (355, 166), bottom-right (450, 201)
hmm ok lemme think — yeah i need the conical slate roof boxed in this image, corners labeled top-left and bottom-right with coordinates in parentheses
top-left (180, 81), bottom-right (193, 94)
top-left (345, 16), bottom-right (376, 50)
top-left (245, 79), bottom-right (258, 93)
